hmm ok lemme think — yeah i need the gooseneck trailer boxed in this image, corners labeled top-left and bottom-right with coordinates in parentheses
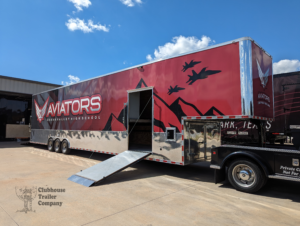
top-left (30, 37), bottom-right (300, 192)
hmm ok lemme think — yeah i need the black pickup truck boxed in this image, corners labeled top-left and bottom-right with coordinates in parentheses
top-left (211, 143), bottom-right (300, 193)
top-left (210, 119), bottom-right (300, 193)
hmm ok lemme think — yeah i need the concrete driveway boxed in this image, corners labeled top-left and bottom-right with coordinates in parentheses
top-left (0, 142), bottom-right (300, 226)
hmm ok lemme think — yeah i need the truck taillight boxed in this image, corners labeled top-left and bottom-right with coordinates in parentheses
top-left (272, 133), bottom-right (284, 135)
top-left (213, 151), bottom-right (216, 155)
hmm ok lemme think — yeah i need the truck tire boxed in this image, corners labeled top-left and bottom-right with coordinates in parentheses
top-left (54, 139), bottom-right (62, 153)
top-left (48, 138), bottom-right (54, 152)
top-left (227, 159), bottom-right (266, 193)
top-left (61, 140), bottom-right (71, 154)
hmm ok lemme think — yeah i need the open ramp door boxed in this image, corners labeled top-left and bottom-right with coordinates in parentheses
top-left (68, 150), bottom-right (151, 187)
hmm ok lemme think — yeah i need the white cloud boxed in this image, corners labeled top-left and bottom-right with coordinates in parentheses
top-left (66, 18), bottom-right (109, 33)
top-left (273, 59), bottom-right (300, 74)
top-left (61, 75), bottom-right (80, 85)
top-left (146, 35), bottom-right (213, 61)
top-left (120, 0), bottom-right (142, 7)
top-left (68, 0), bottom-right (91, 11)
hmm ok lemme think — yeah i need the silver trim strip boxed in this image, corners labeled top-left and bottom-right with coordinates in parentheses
top-left (268, 175), bottom-right (300, 182)
top-left (181, 115), bottom-right (274, 121)
top-left (127, 87), bottom-right (154, 93)
top-left (33, 37), bottom-right (257, 96)
top-left (221, 145), bottom-right (300, 154)
top-left (272, 60), bottom-right (275, 119)
top-left (210, 165), bottom-right (221, 169)
top-left (239, 40), bottom-right (254, 116)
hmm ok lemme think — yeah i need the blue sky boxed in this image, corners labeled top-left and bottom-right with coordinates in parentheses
top-left (1, 0), bottom-right (300, 85)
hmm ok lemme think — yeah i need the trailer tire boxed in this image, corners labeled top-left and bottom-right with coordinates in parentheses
top-left (48, 138), bottom-right (54, 152)
top-left (61, 140), bottom-right (71, 154)
top-left (54, 139), bottom-right (62, 153)
top-left (227, 159), bottom-right (266, 193)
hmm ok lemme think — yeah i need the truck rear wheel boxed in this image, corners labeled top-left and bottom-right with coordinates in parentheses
top-left (61, 140), bottom-right (71, 154)
top-left (48, 138), bottom-right (54, 152)
top-left (228, 159), bottom-right (266, 193)
top-left (54, 139), bottom-right (62, 153)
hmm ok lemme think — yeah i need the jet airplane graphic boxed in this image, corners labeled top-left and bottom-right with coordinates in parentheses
top-left (186, 68), bottom-right (221, 85)
top-left (181, 60), bottom-right (201, 72)
top-left (168, 85), bottom-right (185, 95)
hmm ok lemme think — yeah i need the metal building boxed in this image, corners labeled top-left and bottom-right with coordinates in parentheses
top-left (0, 75), bottom-right (61, 141)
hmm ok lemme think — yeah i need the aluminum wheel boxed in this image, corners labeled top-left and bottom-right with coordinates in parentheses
top-left (48, 139), bottom-right (53, 151)
top-left (54, 139), bottom-right (61, 152)
top-left (61, 141), bottom-right (68, 153)
top-left (232, 164), bottom-right (256, 188)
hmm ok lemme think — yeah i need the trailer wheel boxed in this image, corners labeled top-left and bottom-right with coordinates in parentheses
top-left (228, 159), bottom-right (266, 193)
top-left (61, 140), bottom-right (71, 154)
top-left (54, 139), bottom-right (61, 153)
top-left (48, 138), bottom-right (54, 152)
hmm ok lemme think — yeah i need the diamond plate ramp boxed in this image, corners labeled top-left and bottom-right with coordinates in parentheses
top-left (68, 150), bottom-right (151, 187)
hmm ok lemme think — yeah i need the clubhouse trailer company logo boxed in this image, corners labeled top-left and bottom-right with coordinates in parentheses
top-left (34, 94), bottom-right (102, 123)
top-left (16, 186), bottom-right (65, 213)
top-left (15, 186), bottom-right (37, 213)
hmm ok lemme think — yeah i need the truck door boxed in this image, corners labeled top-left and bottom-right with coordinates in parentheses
top-left (184, 121), bottom-right (221, 164)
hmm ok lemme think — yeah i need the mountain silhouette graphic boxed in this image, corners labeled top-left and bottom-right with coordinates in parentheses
top-left (154, 93), bottom-right (182, 132)
top-left (117, 105), bottom-right (127, 129)
top-left (203, 107), bottom-right (224, 116)
top-left (135, 78), bottom-right (148, 89)
top-left (103, 113), bottom-right (125, 131)
top-left (102, 78), bottom-right (225, 132)
top-left (170, 97), bottom-right (203, 121)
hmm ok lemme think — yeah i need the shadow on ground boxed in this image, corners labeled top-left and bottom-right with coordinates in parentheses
top-left (22, 143), bottom-right (300, 203)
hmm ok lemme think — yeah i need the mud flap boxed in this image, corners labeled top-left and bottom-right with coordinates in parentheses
top-left (214, 168), bottom-right (226, 184)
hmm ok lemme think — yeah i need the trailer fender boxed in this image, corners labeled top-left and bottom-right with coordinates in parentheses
top-left (220, 151), bottom-right (270, 177)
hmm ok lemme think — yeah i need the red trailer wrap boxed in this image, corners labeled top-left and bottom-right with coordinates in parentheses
top-left (30, 37), bottom-right (274, 165)
top-left (252, 43), bottom-right (274, 119)
top-left (32, 43), bottom-right (242, 132)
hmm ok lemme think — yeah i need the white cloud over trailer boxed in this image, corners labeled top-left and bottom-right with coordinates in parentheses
top-left (61, 75), bottom-right (80, 85)
top-left (66, 18), bottom-right (109, 33)
top-left (146, 36), bottom-right (214, 61)
top-left (68, 0), bottom-right (91, 11)
top-left (273, 59), bottom-right (300, 74)
top-left (120, 0), bottom-right (142, 7)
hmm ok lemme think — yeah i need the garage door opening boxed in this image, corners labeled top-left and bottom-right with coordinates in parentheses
top-left (128, 89), bottom-right (152, 152)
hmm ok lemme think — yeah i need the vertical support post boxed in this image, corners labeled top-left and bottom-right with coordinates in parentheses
top-left (188, 122), bottom-right (191, 162)
top-left (204, 125), bottom-right (207, 159)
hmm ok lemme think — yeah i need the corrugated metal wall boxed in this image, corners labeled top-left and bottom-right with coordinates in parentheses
top-left (0, 76), bottom-right (60, 95)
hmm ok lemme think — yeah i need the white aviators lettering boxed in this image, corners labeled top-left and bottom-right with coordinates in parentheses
top-left (35, 94), bottom-right (103, 122)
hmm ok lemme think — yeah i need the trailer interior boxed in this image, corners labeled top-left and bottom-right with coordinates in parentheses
top-left (128, 89), bottom-right (152, 152)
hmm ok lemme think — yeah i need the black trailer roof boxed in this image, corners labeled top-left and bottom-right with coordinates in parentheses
top-left (274, 71), bottom-right (300, 78)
